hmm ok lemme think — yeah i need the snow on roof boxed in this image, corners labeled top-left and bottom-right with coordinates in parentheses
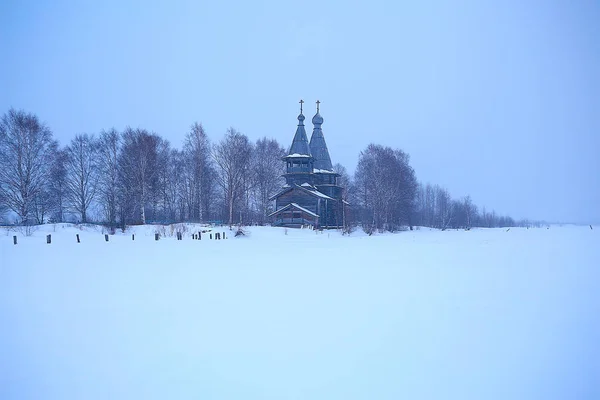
top-left (285, 153), bottom-right (312, 158)
top-left (270, 183), bottom-right (335, 201)
top-left (294, 184), bottom-right (334, 200)
top-left (313, 168), bottom-right (336, 174)
top-left (311, 190), bottom-right (333, 199)
top-left (282, 184), bottom-right (291, 188)
top-left (267, 202), bottom-right (319, 218)
top-left (289, 203), bottom-right (319, 217)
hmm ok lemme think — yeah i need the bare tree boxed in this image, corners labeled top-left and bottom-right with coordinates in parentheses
top-left (333, 163), bottom-right (351, 200)
top-left (434, 185), bottom-right (453, 230)
top-left (333, 162), bottom-right (352, 228)
top-left (0, 189), bottom-right (8, 222)
top-left (182, 122), bottom-right (211, 221)
top-left (0, 109), bottom-right (55, 225)
top-left (354, 144), bottom-right (418, 231)
top-left (65, 133), bottom-right (99, 223)
top-left (212, 128), bottom-right (252, 226)
top-left (32, 186), bottom-right (53, 224)
top-left (148, 137), bottom-right (172, 222)
top-left (97, 129), bottom-right (120, 229)
top-left (200, 163), bottom-right (218, 221)
top-left (118, 128), bottom-right (163, 224)
top-left (30, 141), bottom-right (60, 224)
top-left (160, 149), bottom-right (185, 222)
top-left (462, 195), bottom-right (477, 230)
top-left (392, 149), bottom-right (418, 228)
top-left (251, 137), bottom-right (285, 225)
top-left (47, 146), bottom-right (69, 222)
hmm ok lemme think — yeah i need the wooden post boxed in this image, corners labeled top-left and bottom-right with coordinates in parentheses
top-left (155, 233), bottom-right (159, 241)
top-left (13, 235), bottom-right (17, 245)
top-left (198, 232), bottom-right (201, 240)
top-left (223, 231), bottom-right (226, 239)
top-left (76, 234), bottom-right (80, 243)
top-left (46, 234), bottom-right (51, 244)
top-left (105, 234), bottom-right (109, 242)
top-left (132, 234), bottom-right (135, 240)
top-left (210, 233), bottom-right (212, 240)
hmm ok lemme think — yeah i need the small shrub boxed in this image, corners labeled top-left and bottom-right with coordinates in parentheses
top-left (342, 224), bottom-right (357, 235)
top-left (363, 224), bottom-right (375, 236)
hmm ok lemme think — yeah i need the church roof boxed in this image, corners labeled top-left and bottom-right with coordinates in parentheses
top-left (268, 183), bottom-right (335, 201)
top-left (268, 203), bottom-right (320, 218)
top-left (287, 107), bottom-right (312, 157)
top-left (309, 101), bottom-right (333, 171)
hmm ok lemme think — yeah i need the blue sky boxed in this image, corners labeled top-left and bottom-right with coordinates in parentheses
top-left (1, 0), bottom-right (599, 223)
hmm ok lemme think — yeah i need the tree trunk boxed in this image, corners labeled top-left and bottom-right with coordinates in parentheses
top-left (228, 193), bottom-right (234, 226)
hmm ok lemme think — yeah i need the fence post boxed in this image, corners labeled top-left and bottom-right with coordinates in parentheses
top-left (155, 233), bottom-right (159, 241)
top-left (46, 234), bottom-right (51, 244)
top-left (13, 235), bottom-right (17, 245)
top-left (198, 232), bottom-right (201, 240)
top-left (105, 234), bottom-right (109, 242)
top-left (223, 231), bottom-right (226, 239)
top-left (76, 234), bottom-right (80, 243)
top-left (210, 233), bottom-right (212, 240)
top-left (132, 234), bottom-right (135, 240)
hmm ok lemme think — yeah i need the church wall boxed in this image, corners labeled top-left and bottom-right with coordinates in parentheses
top-left (318, 199), bottom-right (344, 228)
top-left (284, 173), bottom-right (314, 186)
top-left (275, 190), bottom-right (319, 214)
top-left (315, 184), bottom-right (342, 200)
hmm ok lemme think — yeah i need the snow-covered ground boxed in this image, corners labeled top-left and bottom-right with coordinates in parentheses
top-left (1, 224), bottom-right (598, 400)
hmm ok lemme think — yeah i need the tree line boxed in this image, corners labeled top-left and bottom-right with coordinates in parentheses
top-left (0, 108), bottom-right (534, 232)
top-left (348, 143), bottom-right (535, 232)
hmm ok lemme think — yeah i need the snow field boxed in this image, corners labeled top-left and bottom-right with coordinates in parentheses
top-left (1, 225), bottom-right (599, 399)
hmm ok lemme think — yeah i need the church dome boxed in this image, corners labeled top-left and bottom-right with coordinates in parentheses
top-left (298, 113), bottom-right (305, 123)
top-left (312, 112), bottom-right (323, 125)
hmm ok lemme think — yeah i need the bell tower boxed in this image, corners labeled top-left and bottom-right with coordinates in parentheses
top-left (282, 100), bottom-right (315, 186)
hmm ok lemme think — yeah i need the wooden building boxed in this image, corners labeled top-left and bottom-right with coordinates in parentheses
top-left (269, 101), bottom-right (346, 228)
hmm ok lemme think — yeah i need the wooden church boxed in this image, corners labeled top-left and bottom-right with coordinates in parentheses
top-left (269, 100), bottom-right (346, 228)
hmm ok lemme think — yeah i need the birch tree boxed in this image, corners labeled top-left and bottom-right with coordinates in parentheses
top-left (65, 133), bottom-right (99, 223)
top-left (212, 128), bottom-right (252, 226)
top-left (119, 128), bottom-right (162, 224)
top-left (97, 129), bottom-right (120, 229)
top-left (354, 144), bottom-right (418, 231)
top-left (251, 137), bottom-right (285, 225)
top-left (182, 122), bottom-right (211, 221)
top-left (0, 109), bottom-right (55, 225)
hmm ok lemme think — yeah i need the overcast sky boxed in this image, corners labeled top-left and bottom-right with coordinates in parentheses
top-left (1, 0), bottom-right (598, 224)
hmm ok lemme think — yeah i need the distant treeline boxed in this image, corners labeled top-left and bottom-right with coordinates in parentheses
top-left (0, 108), bottom-right (539, 232)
